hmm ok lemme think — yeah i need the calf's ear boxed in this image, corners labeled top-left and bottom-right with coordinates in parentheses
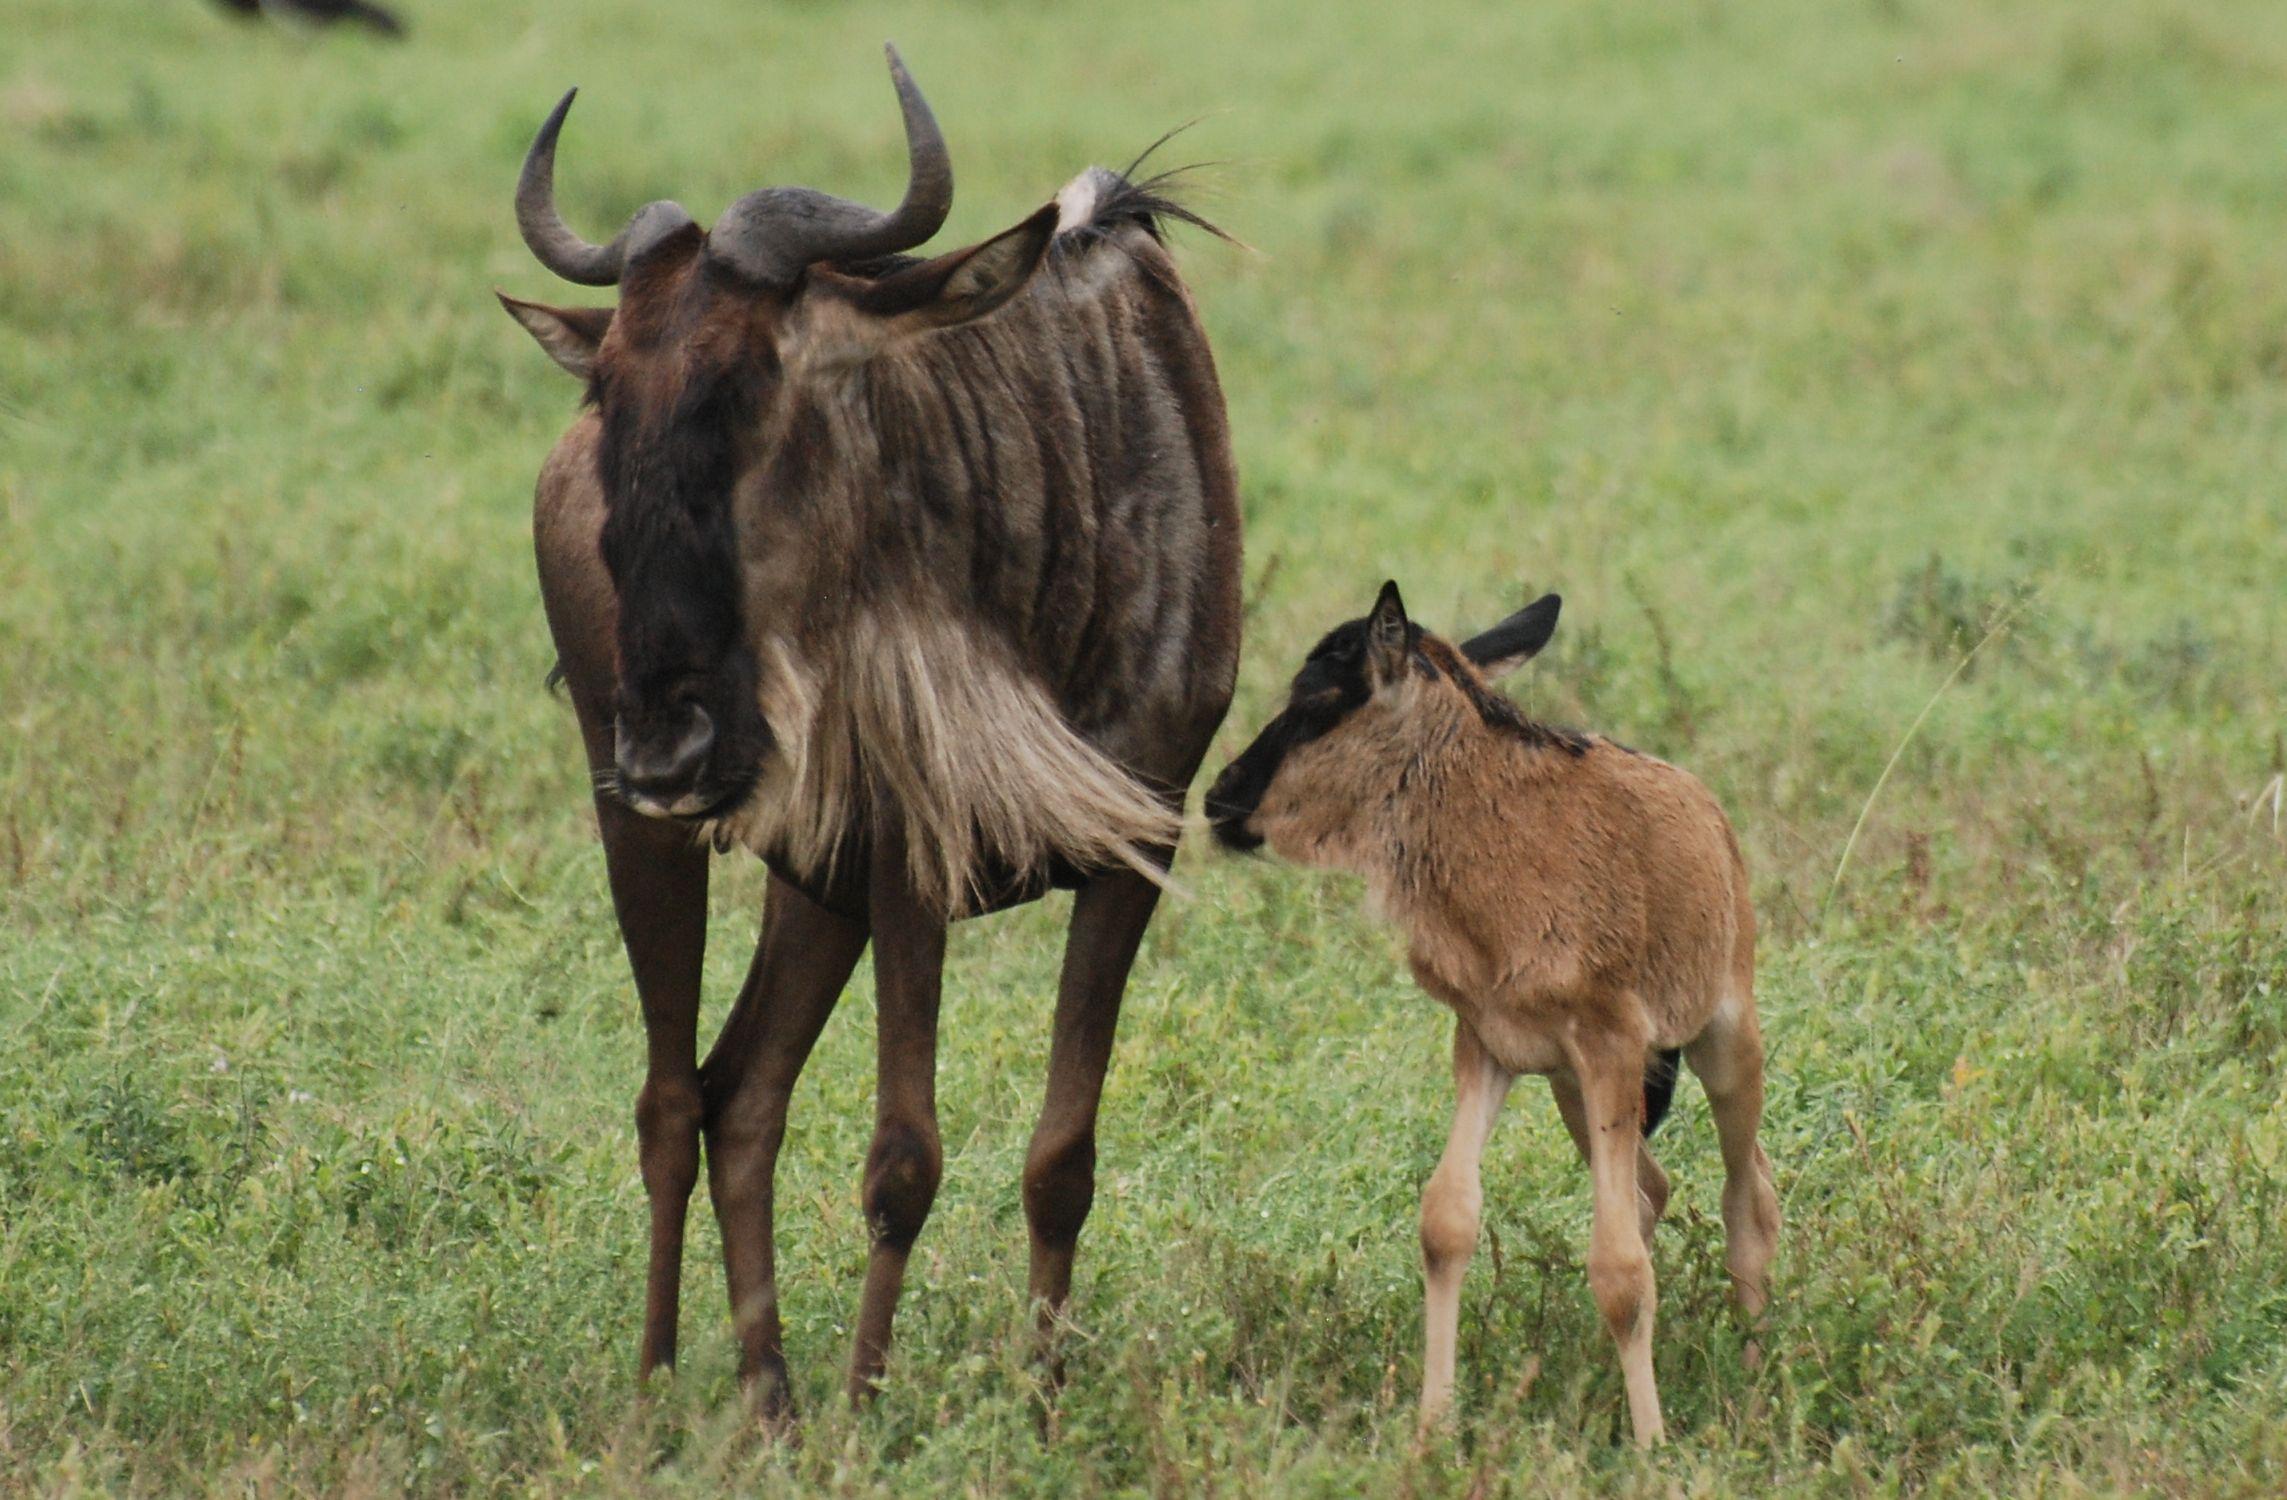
top-left (497, 292), bottom-right (612, 380)
top-left (1366, 579), bottom-right (1411, 685)
top-left (1460, 592), bottom-right (1562, 678)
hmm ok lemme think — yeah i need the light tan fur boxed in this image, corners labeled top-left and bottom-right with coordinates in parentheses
top-left (1243, 633), bottom-right (1778, 1446)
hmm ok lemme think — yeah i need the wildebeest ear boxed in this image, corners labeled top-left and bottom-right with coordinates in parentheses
top-left (1366, 579), bottom-right (1410, 684)
top-left (1460, 592), bottom-right (1562, 678)
top-left (497, 292), bottom-right (612, 380)
top-left (839, 202), bottom-right (1061, 331)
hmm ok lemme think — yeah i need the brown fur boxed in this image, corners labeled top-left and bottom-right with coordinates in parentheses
top-left (1214, 591), bottom-right (1778, 1446)
top-left (695, 210), bottom-right (1229, 907)
top-left (520, 188), bottom-right (1235, 914)
top-left (509, 137), bottom-right (1242, 1412)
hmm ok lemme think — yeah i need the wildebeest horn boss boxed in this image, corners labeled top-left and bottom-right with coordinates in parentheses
top-left (500, 46), bottom-right (1242, 1412)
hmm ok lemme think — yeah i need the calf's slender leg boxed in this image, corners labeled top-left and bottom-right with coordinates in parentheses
top-left (698, 875), bottom-right (868, 1416)
top-left (1547, 1072), bottom-right (1669, 1246)
top-left (1684, 995), bottom-right (1780, 1362)
top-left (1570, 1024), bottom-right (1666, 1446)
top-left (1022, 866), bottom-right (1165, 1374)
top-left (1417, 1019), bottom-right (1513, 1430)
top-left (847, 823), bottom-right (948, 1400)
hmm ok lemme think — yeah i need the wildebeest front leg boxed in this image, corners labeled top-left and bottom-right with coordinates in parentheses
top-left (848, 820), bottom-right (948, 1400)
top-left (698, 875), bottom-right (868, 1417)
top-left (1023, 866), bottom-right (1166, 1377)
top-left (580, 722), bottom-right (711, 1381)
top-left (540, 451), bottom-right (710, 1383)
top-left (603, 802), bottom-right (710, 1381)
top-left (1418, 1018), bottom-right (1512, 1430)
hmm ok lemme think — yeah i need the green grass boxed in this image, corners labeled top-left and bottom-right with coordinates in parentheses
top-left (5, 0), bottom-right (2286, 1492)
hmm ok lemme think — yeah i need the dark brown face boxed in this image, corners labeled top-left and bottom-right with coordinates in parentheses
top-left (501, 53), bottom-right (1071, 824)
top-left (504, 217), bottom-right (1066, 824)
top-left (587, 230), bottom-right (782, 820)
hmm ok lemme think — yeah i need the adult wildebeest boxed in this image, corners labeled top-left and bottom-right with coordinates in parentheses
top-left (498, 48), bottom-right (1241, 1412)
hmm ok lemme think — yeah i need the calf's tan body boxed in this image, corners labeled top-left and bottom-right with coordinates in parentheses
top-left (1213, 588), bottom-right (1779, 1445)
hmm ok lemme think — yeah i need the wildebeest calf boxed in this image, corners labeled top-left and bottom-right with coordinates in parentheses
top-left (1206, 582), bottom-right (1778, 1446)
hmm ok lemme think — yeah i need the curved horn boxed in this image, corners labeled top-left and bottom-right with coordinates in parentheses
top-left (708, 44), bottom-right (955, 286)
top-left (864, 43), bottom-right (955, 254)
top-left (517, 90), bottom-right (623, 285)
top-left (516, 89), bottom-right (694, 286)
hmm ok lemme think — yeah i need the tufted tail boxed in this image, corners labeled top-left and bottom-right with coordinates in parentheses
top-left (1642, 1049), bottom-right (1683, 1137)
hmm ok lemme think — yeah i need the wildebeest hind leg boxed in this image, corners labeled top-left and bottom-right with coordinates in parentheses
top-left (1568, 1024), bottom-right (1667, 1446)
top-left (1683, 997), bottom-right (1779, 1365)
top-left (1549, 1070), bottom-right (1670, 1246)
top-left (1022, 864), bottom-right (1167, 1385)
top-left (847, 818), bottom-right (949, 1401)
top-left (698, 875), bottom-right (868, 1419)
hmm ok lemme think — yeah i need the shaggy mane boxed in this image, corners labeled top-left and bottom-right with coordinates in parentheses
top-left (1419, 636), bottom-right (1591, 757)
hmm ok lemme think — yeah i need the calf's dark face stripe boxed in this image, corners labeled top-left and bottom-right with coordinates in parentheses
top-left (1206, 617), bottom-right (1383, 848)
top-left (1207, 592), bottom-right (1586, 849)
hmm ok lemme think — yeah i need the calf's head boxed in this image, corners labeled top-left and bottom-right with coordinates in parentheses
top-left (1205, 582), bottom-right (1562, 851)
top-left (499, 47), bottom-right (1062, 820)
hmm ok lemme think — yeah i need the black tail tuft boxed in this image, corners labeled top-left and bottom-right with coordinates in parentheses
top-left (1642, 1049), bottom-right (1683, 1137)
top-left (543, 661), bottom-right (567, 696)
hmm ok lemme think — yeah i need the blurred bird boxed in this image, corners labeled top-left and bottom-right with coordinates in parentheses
top-left (211, 0), bottom-right (407, 37)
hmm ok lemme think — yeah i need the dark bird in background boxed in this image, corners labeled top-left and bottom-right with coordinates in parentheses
top-left (212, 0), bottom-right (407, 37)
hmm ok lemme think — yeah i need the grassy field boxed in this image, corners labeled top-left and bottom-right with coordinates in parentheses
top-left (5, 0), bottom-right (2286, 1492)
